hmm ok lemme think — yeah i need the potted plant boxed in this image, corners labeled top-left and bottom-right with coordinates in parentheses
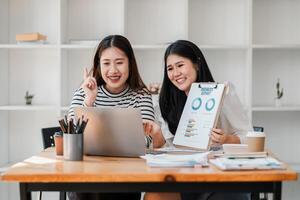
top-left (25, 91), bottom-right (34, 105)
top-left (275, 79), bottom-right (283, 107)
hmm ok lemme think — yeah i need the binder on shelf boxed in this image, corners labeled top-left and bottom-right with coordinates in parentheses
top-left (173, 82), bottom-right (228, 150)
top-left (16, 32), bottom-right (47, 42)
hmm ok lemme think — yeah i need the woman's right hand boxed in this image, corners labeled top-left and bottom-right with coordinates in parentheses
top-left (81, 67), bottom-right (97, 106)
top-left (143, 120), bottom-right (166, 148)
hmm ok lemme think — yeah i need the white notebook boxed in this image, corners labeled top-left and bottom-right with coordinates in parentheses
top-left (173, 83), bottom-right (227, 150)
top-left (210, 157), bottom-right (286, 171)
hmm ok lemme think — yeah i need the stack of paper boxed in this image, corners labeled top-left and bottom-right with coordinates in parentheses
top-left (141, 152), bottom-right (209, 167)
top-left (153, 146), bottom-right (206, 154)
top-left (221, 152), bottom-right (268, 158)
top-left (210, 157), bottom-right (286, 171)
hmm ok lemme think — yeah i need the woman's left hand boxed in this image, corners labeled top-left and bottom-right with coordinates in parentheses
top-left (210, 128), bottom-right (228, 145)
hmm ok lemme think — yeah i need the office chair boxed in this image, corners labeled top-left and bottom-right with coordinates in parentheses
top-left (41, 127), bottom-right (66, 200)
top-left (41, 127), bottom-right (61, 149)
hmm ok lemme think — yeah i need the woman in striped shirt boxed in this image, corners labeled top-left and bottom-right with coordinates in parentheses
top-left (68, 35), bottom-right (165, 148)
top-left (68, 35), bottom-right (165, 200)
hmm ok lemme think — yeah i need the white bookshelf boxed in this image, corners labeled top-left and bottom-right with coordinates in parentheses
top-left (0, 0), bottom-right (300, 199)
top-left (253, 0), bottom-right (300, 45)
top-left (188, 0), bottom-right (250, 46)
top-left (252, 49), bottom-right (300, 106)
top-left (125, 0), bottom-right (188, 45)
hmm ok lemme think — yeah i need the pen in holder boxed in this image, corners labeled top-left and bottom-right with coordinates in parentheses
top-left (59, 115), bottom-right (88, 161)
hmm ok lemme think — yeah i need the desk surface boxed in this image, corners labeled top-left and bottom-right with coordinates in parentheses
top-left (1, 148), bottom-right (297, 183)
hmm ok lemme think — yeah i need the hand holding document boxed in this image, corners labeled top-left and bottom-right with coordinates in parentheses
top-left (210, 128), bottom-right (227, 145)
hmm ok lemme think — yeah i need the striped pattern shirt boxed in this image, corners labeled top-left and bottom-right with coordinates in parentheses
top-left (68, 85), bottom-right (155, 121)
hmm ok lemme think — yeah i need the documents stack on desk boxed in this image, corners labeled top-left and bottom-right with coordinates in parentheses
top-left (152, 146), bottom-right (207, 154)
top-left (141, 151), bottom-right (210, 167)
top-left (210, 153), bottom-right (286, 171)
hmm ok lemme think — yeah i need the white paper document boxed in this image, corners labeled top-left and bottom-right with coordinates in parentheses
top-left (210, 157), bottom-right (286, 171)
top-left (141, 152), bottom-right (209, 167)
top-left (153, 146), bottom-right (207, 154)
top-left (173, 83), bottom-right (226, 150)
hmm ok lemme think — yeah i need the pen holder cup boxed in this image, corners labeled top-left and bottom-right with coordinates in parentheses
top-left (63, 133), bottom-right (83, 161)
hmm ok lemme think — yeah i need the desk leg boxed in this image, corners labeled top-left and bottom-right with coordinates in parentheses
top-left (20, 183), bottom-right (31, 200)
top-left (251, 193), bottom-right (260, 200)
top-left (273, 182), bottom-right (282, 200)
top-left (60, 191), bottom-right (66, 200)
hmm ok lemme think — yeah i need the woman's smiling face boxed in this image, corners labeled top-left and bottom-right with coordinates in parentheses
top-left (166, 54), bottom-right (197, 95)
top-left (100, 47), bottom-right (129, 93)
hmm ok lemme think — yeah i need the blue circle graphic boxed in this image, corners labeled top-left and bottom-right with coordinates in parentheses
top-left (191, 98), bottom-right (202, 111)
top-left (205, 98), bottom-right (215, 111)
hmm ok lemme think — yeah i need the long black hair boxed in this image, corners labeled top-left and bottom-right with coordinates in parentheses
top-left (159, 40), bottom-right (214, 135)
top-left (92, 35), bottom-right (147, 91)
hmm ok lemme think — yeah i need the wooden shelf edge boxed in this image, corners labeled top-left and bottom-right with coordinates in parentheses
top-left (59, 44), bottom-right (249, 50)
top-left (252, 106), bottom-right (300, 112)
top-left (253, 44), bottom-right (300, 49)
top-left (0, 105), bottom-right (60, 111)
top-left (0, 44), bottom-right (59, 49)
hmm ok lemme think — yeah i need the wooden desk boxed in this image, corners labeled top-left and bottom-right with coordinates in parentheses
top-left (0, 148), bottom-right (297, 200)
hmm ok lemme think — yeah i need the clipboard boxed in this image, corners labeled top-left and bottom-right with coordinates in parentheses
top-left (173, 82), bottom-right (228, 150)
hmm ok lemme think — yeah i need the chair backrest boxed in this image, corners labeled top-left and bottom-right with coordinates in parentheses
top-left (41, 127), bottom-right (67, 200)
top-left (253, 126), bottom-right (264, 132)
top-left (41, 127), bottom-right (61, 149)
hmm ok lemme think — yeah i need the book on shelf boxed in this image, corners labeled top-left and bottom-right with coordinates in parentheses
top-left (16, 32), bottom-right (47, 42)
top-left (173, 83), bottom-right (228, 150)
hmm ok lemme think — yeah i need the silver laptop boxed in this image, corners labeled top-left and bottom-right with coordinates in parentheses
top-left (74, 107), bottom-right (146, 157)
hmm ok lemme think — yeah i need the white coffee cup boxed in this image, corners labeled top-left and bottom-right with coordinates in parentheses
top-left (246, 131), bottom-right (265, 152)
